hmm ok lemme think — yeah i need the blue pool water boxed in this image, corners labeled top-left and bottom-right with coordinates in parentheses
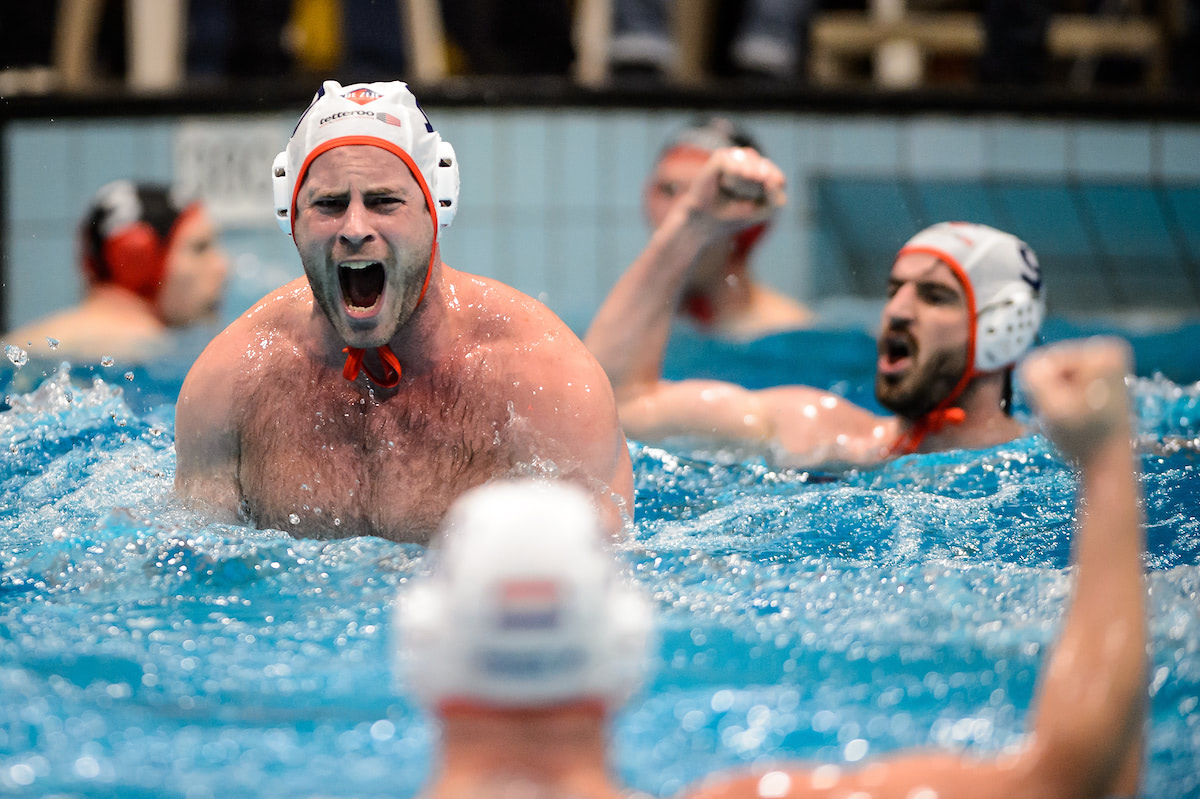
top-left (1, 325), bottom-right (1199, 798)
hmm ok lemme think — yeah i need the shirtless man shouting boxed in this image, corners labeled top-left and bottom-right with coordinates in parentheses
top-left (175, 80), bottom-right (632, 542)
top-left (586, 147), bottom-right (1045, 467)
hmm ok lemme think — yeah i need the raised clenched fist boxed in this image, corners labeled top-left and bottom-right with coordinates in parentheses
top-left (1019, 336), bottom-right (1134, 463)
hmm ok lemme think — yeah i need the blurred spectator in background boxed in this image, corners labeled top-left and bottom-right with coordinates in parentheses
top-left (189, 0), bottom-right (576, 83)
top-left (637, 117), bottom-right (813, 339)
top-left (1171, 0), bottom-right (1200, 92)
top-left (188, 0), bottom-right (293, 82)
top-left (442, 0), bottom-right (575, 75)
top-left (980, 0), bottom-right (1051, 85)
top-left (2, 181), bottom-right (228, 364)
top-left (609, 0), bottom-right (812, 81)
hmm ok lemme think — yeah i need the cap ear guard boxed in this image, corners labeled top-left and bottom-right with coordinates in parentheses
top-left (101, 221), bottom-right (168, 300)
top-left (433, 140), bottom-right (459, 231)
top-left (272, 151), bottom-right (291, 235)
top-left (975, 282), bottom-right (1044, 372)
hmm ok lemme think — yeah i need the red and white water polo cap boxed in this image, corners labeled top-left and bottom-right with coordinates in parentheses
top-left (271, 79), bottom-right (459, 237)
top-left (898, 222), bottom-right (1045, 373)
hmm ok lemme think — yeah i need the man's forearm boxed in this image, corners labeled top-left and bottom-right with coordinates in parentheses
top-left (1028, 434), bottom-right (1145, 794)
top-left (584, 207), bottom-right (716, 392)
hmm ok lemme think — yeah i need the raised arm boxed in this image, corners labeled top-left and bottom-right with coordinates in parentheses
top-left (1015, 336), bottom-right (1145, 797)
top-left (689, 337), bottom-right (1145, 799)
top-left (583, 148), bottom-right (786, 443)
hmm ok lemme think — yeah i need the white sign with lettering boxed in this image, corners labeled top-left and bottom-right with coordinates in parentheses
top-left (173, 117), bottom-right (285, 227)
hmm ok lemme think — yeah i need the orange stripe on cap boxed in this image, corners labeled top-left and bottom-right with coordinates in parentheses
top-left (659, 144), bottom-right (716, 164)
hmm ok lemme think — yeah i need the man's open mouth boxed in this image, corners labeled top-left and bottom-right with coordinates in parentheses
top-left (338, 261), bottom-right (385, 316)
top-left (878, 332), bottom-right (916, 375)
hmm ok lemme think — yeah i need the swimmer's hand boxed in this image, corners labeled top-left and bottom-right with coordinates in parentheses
top-left (1020, 336), bottom-right (1133, 463)
top-left (683, 147), bottom-right (786, 234)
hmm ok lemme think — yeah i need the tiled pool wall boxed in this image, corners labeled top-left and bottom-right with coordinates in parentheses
top-left (4, 109), bottom-right (1198, 333)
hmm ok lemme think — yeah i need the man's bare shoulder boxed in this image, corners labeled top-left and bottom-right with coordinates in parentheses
top-left (4, 307), bottom-right (163, 363)
top-left (180, 278), bottom-right (316, 411)
top-left (192, 279), bottom-right (314, 369)
top-left (447, 269), bottom-right (598, 370)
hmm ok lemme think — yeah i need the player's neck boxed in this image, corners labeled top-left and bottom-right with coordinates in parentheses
top-left (384, 264), bottom-right (454, 368)
top-left (433, 705), bottom-right (616, 794)
top-left (84, 284), bottom-right (161, 323)
top-left (912, 372), bottom-right (1024, 452)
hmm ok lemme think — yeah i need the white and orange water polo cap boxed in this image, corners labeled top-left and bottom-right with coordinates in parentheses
top-left (272, 79), bottom-right (460, 237)
top-left (898, 221), bottom-right (1045, 373)
top-left (394, 480), bottom-right (654, 711)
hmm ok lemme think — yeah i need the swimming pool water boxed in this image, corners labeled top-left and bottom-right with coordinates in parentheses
top-left (1, 327), bottom-right (1199, 798)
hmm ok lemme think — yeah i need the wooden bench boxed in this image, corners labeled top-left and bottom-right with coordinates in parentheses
top-left (811, 10), bottom-right (1169, 89)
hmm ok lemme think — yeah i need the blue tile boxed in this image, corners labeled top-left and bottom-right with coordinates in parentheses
top-left (595, 211), bottom-right (647, 291)
top-left (546, 220), bottom-right (602, 329)
top-left (813, 178), bottom-right (919, 297)
top-left (905, 118), bottom-right (987, 177)
top-left (816, 177), bottom-right (920, 253)
top-left (1079, 184), bottom-right (1178, 259)
top-left (550, 113), bottom-right (602, 211)
top-left (498, 111), bottom-right (551, 211)
top-left (744, 114), bottom-right (802, 176)
top-left (134, 120), bottom-right (177, 178)
top-left (7, 225), bottom-right (79, 330)
top-left (1159, 125), bottom-right (1200, 181)
top-left (8, 122), bottom-right (74, 226)
top-left (914, 181), bottom-right (1004, 229)
top-left (818, 119), bottom-right (901, 174)
top-left (598, 112), bottom-right (657, 211)
top-left (77, 122), bottom-right (152, 195)
top-left (1161, 186), bottom-right (1200, 259)
top-left (993, 183), bottom-right (1092, 255)
top-left (748, 114), bottom-right (818, 218)
top-left (440, 218), bottom-right (499, 283)
top-left (1109, 265), bottom-right (1198, 308)
top-left (809, 225), bottom-right (852, 297)
top-left (500, 219), bottom-right (550, 300)
top-left (987, 120), bottom-right (1068, 177)
top-left (1039, 256), bottom-right (1120, 310)
top-left (1073, 122), bottom-right (1152, 179)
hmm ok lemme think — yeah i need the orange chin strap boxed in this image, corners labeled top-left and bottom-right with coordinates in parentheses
top-left (340, 258), bottom-right (433, 388)
top-left (887, 405), bottom-right (967, 457)
top-left (341, 343), bottom-right (402, 388)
